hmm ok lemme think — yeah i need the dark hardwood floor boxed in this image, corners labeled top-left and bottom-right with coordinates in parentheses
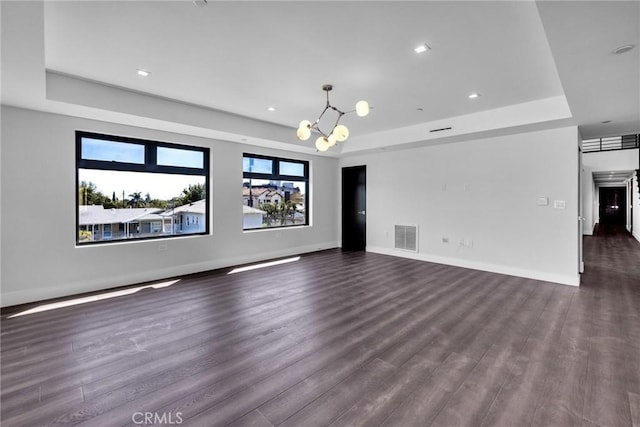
top-left (1, 228), bottom-right (639, 426)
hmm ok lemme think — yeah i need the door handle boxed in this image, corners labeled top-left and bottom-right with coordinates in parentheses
top-left (357, 210), bottom-right (366, 215)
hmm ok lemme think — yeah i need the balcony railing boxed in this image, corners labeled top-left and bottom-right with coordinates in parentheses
top-left (582, 134), bottom-right (639, 153)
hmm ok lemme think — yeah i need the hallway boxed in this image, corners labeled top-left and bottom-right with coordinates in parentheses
top-left (578, 226), bottom-right (640, 426)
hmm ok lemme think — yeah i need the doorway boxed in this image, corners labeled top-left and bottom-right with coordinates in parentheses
top-left (342, 165), bottom-right (366, 251)
top-left (599, 187), bottom-right (627, 226)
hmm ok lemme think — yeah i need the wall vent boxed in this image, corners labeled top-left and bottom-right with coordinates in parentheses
top-left (429, 126), bottom-right (452, 133)
top-left (395, 225), bottom-right (418, 252)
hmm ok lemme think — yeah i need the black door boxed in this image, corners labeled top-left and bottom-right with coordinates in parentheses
top-left (599, 187), bottom-right (626, 225)
top-left (342, 165), bottom-right (366, 251)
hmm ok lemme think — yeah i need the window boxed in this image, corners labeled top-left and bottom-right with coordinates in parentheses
top-left (103, 224), bottom-right (112, 239)
top-left (243, 154), bottom-right (309, 230)
top-left (76, 131), bottom-right (209, 244)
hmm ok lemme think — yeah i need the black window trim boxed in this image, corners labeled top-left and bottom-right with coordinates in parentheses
top-left (76, 131), bottom-right (210, 245)
top-left (243, 153), bottom-right (310, 230)
top-left (77, 131), bottom-right (208, 175)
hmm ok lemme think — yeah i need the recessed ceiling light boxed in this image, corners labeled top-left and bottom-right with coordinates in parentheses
top-left (468, 92), bottom-right (481, 99)
top-left (613, 44), bottom-right (635, 55)
top-left (137, 69), bottom-right (150, 77)
top-left (267, 107), bottom-right (276, 112)
top-left (416, 107), bottom-right (423, 111)
top-left (414, 43), bottom-right (431, 54)
top-left (601, 120), bottom-right (612, 124)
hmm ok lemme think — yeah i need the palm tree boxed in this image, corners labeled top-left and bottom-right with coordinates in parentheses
top-left (127, 192), bottom-right (144, 208)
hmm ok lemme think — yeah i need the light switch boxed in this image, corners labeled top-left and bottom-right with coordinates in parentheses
top-left (536, 197), bottom-right (549, 206)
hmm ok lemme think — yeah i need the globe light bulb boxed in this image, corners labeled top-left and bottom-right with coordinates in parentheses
top-left (299, 119), bottom-right (311, 129)
top-left (315, 136), bottom-right (330, 152)
top-left (327, 133), bottom-right (337, 147)
top-left (356, 100), bottom-right (370, 117)
top-left (297, 126), bottom-right (311, 141)
top-left (333, 124), bottom-right (349, 142)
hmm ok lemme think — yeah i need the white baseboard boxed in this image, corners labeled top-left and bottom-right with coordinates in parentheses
top-left (633, 229), bottom-right (640, 244)
top-left (1, 241), bottom-right (340, 307)
top-left (583, 222), bottom-right (594, 236)
top-left (366, 246), bottom-right (580, 287)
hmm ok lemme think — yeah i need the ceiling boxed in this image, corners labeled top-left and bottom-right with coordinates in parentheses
top-left (592, 170), bottom-right (635, 186)
top-left (2, 1), bottom-right (639, 156)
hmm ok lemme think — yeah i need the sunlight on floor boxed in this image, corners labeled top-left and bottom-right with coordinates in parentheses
top-left (227, 257), bottom-right (301, 275)
top-left (7, 279), bottom-right (181, 318)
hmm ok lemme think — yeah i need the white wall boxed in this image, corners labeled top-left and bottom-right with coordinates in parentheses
top-left (633, 172), bottom-right (640, 243)
top-left (340, 126), bottom-right (581, 286)
top-left (0, 106), bottom-right (339, 306)
top-left (583, 149), bottom-right (640, 172)
top-left (627, 180), bottom-right (633, 232)
top-left (581, 166), bottom-right (595, 235)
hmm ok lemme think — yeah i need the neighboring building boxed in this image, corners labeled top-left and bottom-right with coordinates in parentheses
top-left (164, 199), bottom-right (207, 234)
top-left (78, 205), bottom-right (169, 241)
top-left (80, 200), bottom-right (266, 239)
top-left (243, 205), bottom-right (266, 229)
top-left (166, 199), bottom-right (268, 231)
top-left (242, 184), bottom-right (304, 209)
top-left (242, 187), bottom-right (283, 207)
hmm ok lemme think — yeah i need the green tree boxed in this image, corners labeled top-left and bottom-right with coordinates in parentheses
top-left (149, 199), bottom-right (169, 210)
top-left (177, 183), bottom-right (206, 206)
top-left (260, 200), bottom-right (299, 226)
top-left (79, 181), bottom-right (116, 208)
top-left (260, 202), bottom-right (280, 226)
top-left (128, 192), bottom-right (144, 208)
top-left (79, 181), bottom-right (98, 205)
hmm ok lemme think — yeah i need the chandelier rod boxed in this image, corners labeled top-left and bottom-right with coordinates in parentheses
top-left (311, 87), bottom-right (346, 138)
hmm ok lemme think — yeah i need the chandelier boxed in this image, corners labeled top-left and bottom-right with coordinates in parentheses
top-left (296, 84), bottom-right (369, 151)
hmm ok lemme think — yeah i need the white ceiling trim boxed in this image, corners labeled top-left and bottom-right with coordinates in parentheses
top-left (342, 95), bottom-right (573, 154)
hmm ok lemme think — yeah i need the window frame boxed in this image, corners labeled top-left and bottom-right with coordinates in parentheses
top-left (243, 153), bottom-right (309, 230)
top-left (76, 131), bottom-right (210, 245)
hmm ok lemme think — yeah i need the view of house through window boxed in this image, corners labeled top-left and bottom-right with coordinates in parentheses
top-left (243, 154), bottom-right (309, 229)
top-left (76, 132), bottom-right (209, 244)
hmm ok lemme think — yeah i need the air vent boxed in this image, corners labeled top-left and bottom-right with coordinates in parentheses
top-left (430, 127), bottom-right (452, 133)
top-left (395, 225), bottom-right (418, 252)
